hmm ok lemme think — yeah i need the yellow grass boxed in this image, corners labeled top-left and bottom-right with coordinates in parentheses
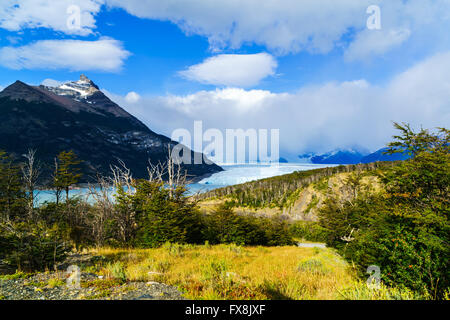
top-left (90, 244), bottom-right (360, 300)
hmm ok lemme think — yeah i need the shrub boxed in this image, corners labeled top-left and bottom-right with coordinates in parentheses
top-left (132, 180), bottom-right (204, 248)
top-left (318, 124), bottom-right (450, 298)
top-left (47, 278), bottom-right (65, 288)
top-left (0, 222), bottom-right (70, 272)
top-left (297, 258), bottom-right (330, 275)
top-left (0, 150), bottom-right (27, 222)
top-left (202, 204), bottom-right (263, 245)
top-left (338, 280), bottom-right (426, 300)
top-left (290, 220), bottom-right (329, 243)
top-left (104, 261), bottom-right (127, 282)
top-left (162, 242), bottom-right (186, 256)
top-left (202, 203), bottom-right (294, 246)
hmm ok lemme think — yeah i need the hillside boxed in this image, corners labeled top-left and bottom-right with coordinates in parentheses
top-left (196, 162), bottom-right (391, 220)
top-left (0, 76), bottom-right (222, 182)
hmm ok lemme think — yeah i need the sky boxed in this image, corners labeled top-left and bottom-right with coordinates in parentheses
top-left (0, 0), bottom-right (449, 157)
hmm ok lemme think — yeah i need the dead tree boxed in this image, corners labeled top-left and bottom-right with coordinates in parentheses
top-left (110, 159), bottom-right (134, 194)
top-left (51, 158), bottom-right (63, 205)
top-left (21, 149), bottom-right (41, 218)
top-left (146, 145), bottom-right (190, 199)
top-left (109, 160), bottom-right (137, 243)
top-left (87, 174), bottom-right (115, 246)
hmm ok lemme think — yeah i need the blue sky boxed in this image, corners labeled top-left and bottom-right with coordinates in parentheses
top-left (0, 1), bottom-right (449, 155)
top-left (0, 3), bottom-right (440, 94)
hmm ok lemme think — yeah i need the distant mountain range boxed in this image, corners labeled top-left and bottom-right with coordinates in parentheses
top-left (359, 147), bottom-right (411, 163)
top-left (293, 147), bottom-right (410, 165)
top-left (0, 75), bottom-right (222, 182)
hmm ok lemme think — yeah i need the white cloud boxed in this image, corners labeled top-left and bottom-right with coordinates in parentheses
top-left (3, 1), bottom-right (448, 60)
top-left (106, 0), bottom-right (368, 54)
top-left (41, 79), bottom-right (64, 87)
top-left (6, 36), bottom-right (21, 44)
top-left (107, 52), bottom-right (450, 155)
top-left (125, 91), bottom-right (140, 103)
top-left (344, 0), bottom-right (450, 61)
top-left (179, 53), bottom-right (277, 87)
top-left (2, 1), bottom-right (449, 60)
top-left (105, 0), bottom-right (450, 57)
top-left (345, 28), bottom-right (411, 61)
top-left (0, 0), bottom-right (103, 35)
top-left (0, 39), bottom-right (130, 72)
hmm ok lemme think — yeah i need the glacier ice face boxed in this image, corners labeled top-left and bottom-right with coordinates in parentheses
top-left (197, 163), bottom-right (335, 186)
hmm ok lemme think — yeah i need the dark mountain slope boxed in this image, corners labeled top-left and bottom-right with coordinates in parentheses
top-left (360, 147), bottom-right (411, 163)
top-left (0, 77), bottom-right (222, 182)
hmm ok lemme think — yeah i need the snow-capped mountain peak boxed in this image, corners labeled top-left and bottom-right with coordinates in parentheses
top-left (42, 74), bottom-right (99, 100)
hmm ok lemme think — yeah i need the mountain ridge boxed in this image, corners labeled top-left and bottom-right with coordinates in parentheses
top-left (0, 76), bottom-right (223, 183)
top-left (291, 147), bottom-right (410, 164)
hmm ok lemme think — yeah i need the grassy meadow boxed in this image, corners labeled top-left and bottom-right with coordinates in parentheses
top-left (86, 244), bottom-right (419, 300)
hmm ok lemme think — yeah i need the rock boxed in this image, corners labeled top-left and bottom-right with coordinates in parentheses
top-left (0, 270), bottom-right (186, 300)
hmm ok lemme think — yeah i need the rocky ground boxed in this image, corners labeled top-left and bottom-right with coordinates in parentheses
top-left (0, 254), bottom-right (186, 300)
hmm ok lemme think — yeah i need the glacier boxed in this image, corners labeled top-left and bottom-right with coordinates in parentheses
top-left (187, 163), bottom-right (336, 194)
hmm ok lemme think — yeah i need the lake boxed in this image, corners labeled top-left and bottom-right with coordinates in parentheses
top-left (35, 163), bottom-right (336, 205)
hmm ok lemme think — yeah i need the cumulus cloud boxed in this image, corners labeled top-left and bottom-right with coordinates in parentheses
top-left (41, 79), bottom-right (64, 87)
top-left (125, 91), bottom-right (141, 103)
top-left (343, 0), bottom-right (450, 61)
top-left (106, 0), bottom-right (368, 54)
top-left (179, 53), bottom-right (277, 87)
top-left (0, 39), bottom-right (130, 72)
top-left (106, 52), bottom-right (450, 155)
top-left (0, 0), bottom-right (103, 35)
top-left (6, 36), bottom-right (21, 44)
top-left (345, 28), bottom-right (411, 61)
top-left (105, 0), bottom-right (450, 58)
top-left (3, 1), bottom-right (448, 60)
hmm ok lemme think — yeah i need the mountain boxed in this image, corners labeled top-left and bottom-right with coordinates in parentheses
top-left (297, 148), bottom-right (370, 164)
top-left (296, 152), bottom-right (316, 163)
top-left (360, 147), bottom-right (411, 163)
top-left (295, 147), bottom-right (411, 165)
top-left (0, 75), bottom-right (222, 182)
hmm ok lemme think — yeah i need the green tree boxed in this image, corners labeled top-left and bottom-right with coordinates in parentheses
top-left (53, 150), bottom-right (82, 203)
top-left (204, 203), bottom-right (256, 245)
top-left (386, 122), bottom-right (449, 158)
top-left (384, 123), bottom-right (449, 209)
top-left (0, 221), bottom-right (70, 272)
top-left (0, 150), bottom-right (26, 222)
top-left (132, 180), bottom-right (203, 248)
top-left (380, 123), bottom-right (449, 297)
top-left (203, 202), bottom-right (293, 246)
top-left (319, 123), bottom-right (449, 298)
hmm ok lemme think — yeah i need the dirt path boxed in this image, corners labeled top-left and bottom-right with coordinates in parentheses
top-left (297, 243), bottom-right (326, 248)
